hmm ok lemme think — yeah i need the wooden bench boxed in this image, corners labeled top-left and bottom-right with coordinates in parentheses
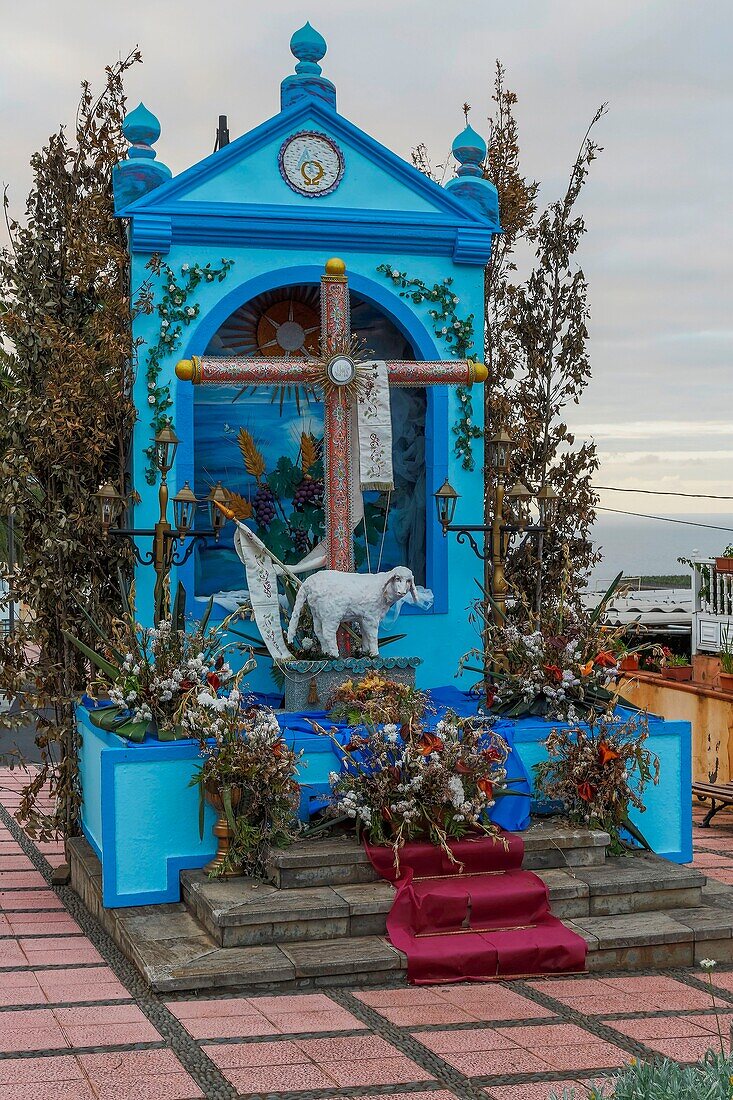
top-left (693, 782), bottom-right (733, 827)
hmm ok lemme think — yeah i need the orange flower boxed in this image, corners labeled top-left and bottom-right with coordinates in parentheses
top-left (455, 758), bottom-right (471, 775)
top-left (206, 672), bottom-right (221, 690)
top-left (577, 781), bottom-right (596, 802)
top-left (580, 660), bottom-right (594, 678)
top-left (544, 664), bottom-right (563, 683)
top-left (598, 740), bottom-right (620, 766)
top-left (594, 650), bottom-right (616, 669)
top-left (271, 739), bottom-right (284, 759)
top-left (417, 733), bottom-right (444, 756)
top-left (477, 777), bottom-right (494, 798)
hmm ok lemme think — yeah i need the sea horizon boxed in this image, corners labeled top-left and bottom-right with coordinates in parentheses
top-left (589, 511), bottom-right (733, 589)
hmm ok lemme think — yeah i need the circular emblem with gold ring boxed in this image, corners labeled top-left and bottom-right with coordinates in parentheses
top-left (278, 130), bottom-right (345, 197)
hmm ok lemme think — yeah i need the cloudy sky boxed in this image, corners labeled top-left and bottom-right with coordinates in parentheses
top-left (1, 0), bottom-right (731, 521)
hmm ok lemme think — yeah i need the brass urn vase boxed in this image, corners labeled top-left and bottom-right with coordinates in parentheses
top-left (203, 781), bottom-right (243, 877)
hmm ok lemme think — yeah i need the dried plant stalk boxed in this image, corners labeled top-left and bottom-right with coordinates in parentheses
top-left (300, 432), bottom-right (317, 475)
top-left (237, 428), bottom-right (266, 482)
top-left (223, 490), bottom-right (252, 520)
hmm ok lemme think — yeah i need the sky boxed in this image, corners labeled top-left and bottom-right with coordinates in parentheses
top-left (1, 0), bottom-right (731, 524)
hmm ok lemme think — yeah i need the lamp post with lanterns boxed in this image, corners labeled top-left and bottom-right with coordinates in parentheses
top-left (94, 422), bottom-right (227, 625)
top-left (434, 426), bottom-right (559, 660)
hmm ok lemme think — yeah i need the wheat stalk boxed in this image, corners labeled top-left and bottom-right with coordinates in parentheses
top-left (223, 490), bottom-right (252, 520)
top-left (237, 428), bottom-right (266, 482)
top-left (300, 432), bottom-right (318, 475)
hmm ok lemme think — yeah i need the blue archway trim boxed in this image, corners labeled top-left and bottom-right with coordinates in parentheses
top-left (174, 264), bottom-right (449, 615)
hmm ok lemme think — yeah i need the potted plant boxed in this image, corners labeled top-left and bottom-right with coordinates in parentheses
top-left (664, 653), bottom-right (693, 682)
top-left (720, 636), bottom-right (733, 695)
top-left (619, 651), bottom-right (640, 673)
top-left (186, 693), bottom-right (302, 878)
top-left (639, 645), bottom-right (672, 675)
top-left (715, 545), bottom-right (733, 576)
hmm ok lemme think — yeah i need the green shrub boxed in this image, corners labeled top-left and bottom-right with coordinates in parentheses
top-left (550, 1051), bottom-right (733, 1099)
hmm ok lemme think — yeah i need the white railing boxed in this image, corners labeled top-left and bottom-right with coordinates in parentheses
top-left (692, 557), bottom-right (733, 654)
top-left (693, 558), bottom-right (733, 616)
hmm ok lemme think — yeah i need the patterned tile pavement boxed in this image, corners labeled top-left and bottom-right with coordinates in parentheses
top-left (2, 770), bottom-right (733, 1099)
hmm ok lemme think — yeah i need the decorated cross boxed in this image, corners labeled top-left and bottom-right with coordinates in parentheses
top-left (176, 257), bottom-right (487, 572)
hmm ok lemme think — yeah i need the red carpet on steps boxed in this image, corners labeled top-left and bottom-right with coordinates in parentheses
top-left (365, 832), bottom-right (588, 984)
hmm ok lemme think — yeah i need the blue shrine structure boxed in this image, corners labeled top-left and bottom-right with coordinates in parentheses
top-left (114, 21), bottom-right (499, 684)
top-left (76, 24), bottom-right (692, 909)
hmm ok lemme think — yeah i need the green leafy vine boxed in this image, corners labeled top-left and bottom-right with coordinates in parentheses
top-left (143, 257), bottom-right (234, 483)
top-left (376, 265), bottom-right (482, 470)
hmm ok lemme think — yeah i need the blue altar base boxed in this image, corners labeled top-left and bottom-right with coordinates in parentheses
top-left (77, 691), bottom-right (691, 909)
top-left (77, 703), bottom-right (342, 909)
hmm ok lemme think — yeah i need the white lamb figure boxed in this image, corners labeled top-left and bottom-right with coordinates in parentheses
top-left (287, 566), bottom-right (418, 659)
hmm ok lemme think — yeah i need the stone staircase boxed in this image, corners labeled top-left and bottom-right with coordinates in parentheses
top-left (69, 822), bottom-right (733, 995)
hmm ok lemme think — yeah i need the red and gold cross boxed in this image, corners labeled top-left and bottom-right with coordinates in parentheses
top-left (176, 257), bottom-right (487, 572)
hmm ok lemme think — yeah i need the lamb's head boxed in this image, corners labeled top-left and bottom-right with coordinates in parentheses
top-left (381, 566), bottom-right (418, 608)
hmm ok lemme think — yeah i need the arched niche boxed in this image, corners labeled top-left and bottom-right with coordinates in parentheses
top-left (191, 283), bottom-right (427, 598)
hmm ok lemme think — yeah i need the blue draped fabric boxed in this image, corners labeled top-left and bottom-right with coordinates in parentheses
top-left (258, 685), bottom-right (532, 832)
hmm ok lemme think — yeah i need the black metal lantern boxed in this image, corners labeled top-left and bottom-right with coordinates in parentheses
top-left (207, 482), bottom-right (229, 539)
top-left (488, 429), bottom-right (514, 477)
top-left (537, 483), bottom-right (560, 525)
top-left (433, 478), bottom-right (460, 529)
top-left (154, 423), bottom-right (180, 476)
top-left (173, 482), bottom-right (198, 536)
top-left (94, 481), bottom-right (125, 534)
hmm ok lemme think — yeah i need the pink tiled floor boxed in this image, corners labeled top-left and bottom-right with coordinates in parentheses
top-left (167, 993), bottom-right (367, 1039)
top-left (3, 770), bottom-right (733, 1099)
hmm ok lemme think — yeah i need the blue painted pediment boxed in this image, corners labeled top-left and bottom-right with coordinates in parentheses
top-left (120, 100), bottom-right (497, 265)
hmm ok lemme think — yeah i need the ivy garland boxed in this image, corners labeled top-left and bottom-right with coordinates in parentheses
top-left (376, 265), bottom-right (482, 470)
top-left (143, 258), bottom-right (234, 483)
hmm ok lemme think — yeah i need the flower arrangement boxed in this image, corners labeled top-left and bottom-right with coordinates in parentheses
top-left (329, 711), bottom-right (511, 867)
top-left (485, 619), bottom-right (624, 721)
top-left (187, 696), bottom-right (301, 878)
top-left (329, 673), bottom-right (429, 730)
top-left (460, 573), bottom-right (641, 720)
top-left (533, 712), bottom-right (659, 855)
top-left (316, 674), bottom-right (515, 867)
top-left (67, 596), bottom-right (253, 741)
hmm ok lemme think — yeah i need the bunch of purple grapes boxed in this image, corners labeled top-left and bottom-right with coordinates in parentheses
top-left (292, 527), bottom-right (310, 555)
top-left (292, 477), bottom-right (324, 512)
top-left (253, 485), bottom-right (277, 529)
